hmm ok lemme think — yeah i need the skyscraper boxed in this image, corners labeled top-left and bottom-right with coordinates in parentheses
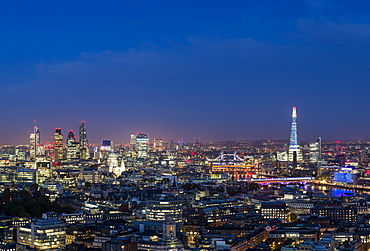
top-left (29, 125), bottom-right (40, 159)
top-left (130, 134), bottom-right (137, 151)
top-left (54, 128), bottom-right (64, 162)
top-left (288, 107), bottom-right (302, 163)
top-left (309, 137), bottom-right (322, 164)
top-left (79, 121), bottom-right (90, 159)
top-left (153, 138), bottom-right (164, 151)
top-left (136, 133), bottom-right (149, 159)
top-left (67, 130), bottom-right (75, 145)
top-left (66, 130), bottom-right (80, 160)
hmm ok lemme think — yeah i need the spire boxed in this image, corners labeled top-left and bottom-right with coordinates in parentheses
top-left (288, 107), bottom-right (302, 163)
top-left (290, 107), bottom-right (298, 147)
top-left (292, 106), bottom-right (297, 118)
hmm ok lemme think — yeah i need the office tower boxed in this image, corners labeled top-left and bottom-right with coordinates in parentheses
top-left (153, 138), bottom-right (164, 151)
top-left (136, 133), bottom-right (149, 159)
top-left (309, 137), bottom-right (322, 164)
top-left (67, 130), bottom-right (75, 145)
top-left (130, 134), bottom-right (137, 151)
top-left (288, 107), bottom-right (303, 163)
top-left (54, 128), bottom-right (64, 162)
top-left (79, 121), bottom-right (90, 159)
top-left (66, 130), bottom-right (80, 160)
top-left (29, 125), bottom-right (40, 159)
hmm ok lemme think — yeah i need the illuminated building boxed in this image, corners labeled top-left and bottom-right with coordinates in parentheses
top-left (107, 152), bottom-right (126, 177)
top-left (208, 152), bottom-right (254, 180)
top-left (310, 205), bottom-right (357, 222)
top-left (333, 167), bottom-right (360, 185)
top-left (0, 216), bottom-right (13, 245)
top-left (146, 194), bottom-right (183, 225)
top-left (288, 107), bottom-right (303, 163)
top-left (136, 133), bottom-right (149, 159)
top-left (16, 168), bottom-right (36, 185)
top-left (16, 146), bottom-right (26, 161)
top-left (79, 121), bottom-right (90, 159)
top-left (53, 128), bottom-right (64, 162)
top-left (269, 223), bottom-right (320, 243)
top-left (29, 125), bottom-right (40, 159)
top-left (130, 135), bottom-right (137, 151)
top-left (260, 201), bottom-right (290, 222)
top-left (153, 138), bottom-right (164, 151)
top-left (17, 218), bottom-right (66, 250)
top-left (67, 130), bottom-right (75, 146)
top-left (66, 130), bottom-right (80, 160)
top-left (101, 139), bottom-right (114, 152)
top-left (35, 160), bottom-right (52, 184)
top-left (309, 137), bottom-right (322, 164)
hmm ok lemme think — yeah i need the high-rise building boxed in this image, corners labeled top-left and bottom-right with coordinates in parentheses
top-left (66, 130), bottom-right (80, 160)
top-left (54, 128), bottom-right (64, 162)
top-left (79, 121), bottom-right (90, 159)
top-left (30, 125), bottom-right (40, 159)
top-left (288, 107), bottom-right (303, 163)
top-left (309, 137), bottom-right (322, 164)
top-left (67, 130), bottom-right (75, 146)
top-left (130, 134), bottom-right (137, 151)
top-left (136, 133), bottom-right (149, 159)
top-left (153, 138), bottom-right (164, 151)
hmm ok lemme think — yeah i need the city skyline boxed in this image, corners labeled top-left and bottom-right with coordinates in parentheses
top-left (1, 1), bottom-right (370, 144)
top-left (2, 111), bottom-right (370, 146)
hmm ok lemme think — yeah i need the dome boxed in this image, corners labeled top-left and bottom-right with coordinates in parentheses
top-left (107, 152), bottom-right (118, 159)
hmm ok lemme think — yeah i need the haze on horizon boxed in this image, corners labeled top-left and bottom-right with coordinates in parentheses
top-left (1, 0), bottom-right (370, 145)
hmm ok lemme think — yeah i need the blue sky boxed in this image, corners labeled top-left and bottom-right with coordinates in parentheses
top-left (1, 0), bottom-right (370, 144)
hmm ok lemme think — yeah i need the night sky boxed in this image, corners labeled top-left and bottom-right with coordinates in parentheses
top-left (1, 0), bottom-right (370, 145)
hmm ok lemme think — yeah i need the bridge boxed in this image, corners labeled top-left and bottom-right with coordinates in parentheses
top-left (237, 176), bottom-right (313, 183)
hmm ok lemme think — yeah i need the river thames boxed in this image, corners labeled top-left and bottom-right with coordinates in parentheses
top-left (301, 184), bottom-right (369, 197)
